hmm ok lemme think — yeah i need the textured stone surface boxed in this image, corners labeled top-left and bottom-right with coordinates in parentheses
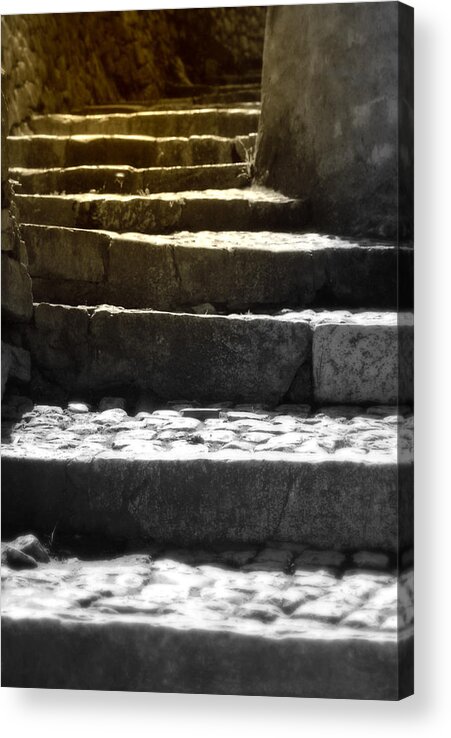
top-left (20, 304), bottom-right (413, 405)
top-left (1, 552), bottom-right (413, 697)
top-left (8, 133), bottom-right (257, 169)
top-left (1, 533), bottom-right (50, 567)
top-left (23, 303), bottom-right (313, 403)
top-left (255, 3), bottom-right (413, 240)
top-left (15, 187), bottom-right (308, 234)
top-left (1, 342), bottom-right (30, 396)
top-left (1, 403), bottom-right (413, 550)
top-left (24, 226), bottom-right (109, 284)
top-left (22, 226), bottom-right (413, 310)
top-left (1, 252), bottom-right (33, 322)
top-left (12, 163), bottom-right (250, 195)
top-left (312, 312), bottom-right (414, 404)
top-left (28, 108), bottom-right (260, 137)
top-left (2, 10), bottom-right (264, 131)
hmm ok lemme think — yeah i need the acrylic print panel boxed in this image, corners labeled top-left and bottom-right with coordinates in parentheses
top-left (1, 2), bottom-right (413, 699)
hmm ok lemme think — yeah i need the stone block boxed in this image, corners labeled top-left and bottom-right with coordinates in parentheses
top-left (1, 451), bottom-right (413, 552)
top-left (1, 253), bottom-right (33, 322)
top-left (1, 341), bottom-right (31, 395)
top-left (21, 227), bottom-right (413, 311)
top-left (29, 109), bottom-right (260, 138)
top-left (8, 133), bottom-right (256, 169)
top-left (13, 163), bottom-right (249, 195)
top-left (25, 303), bottom-right (90, 391)
top-left (25, 225), bottom-right (107, 282)
top-left (312, 313), bottom-right (414, 404)
top-left (88, 308), bottom-right (312, 403)
top-left (16, 189), bottom-right (309, 234)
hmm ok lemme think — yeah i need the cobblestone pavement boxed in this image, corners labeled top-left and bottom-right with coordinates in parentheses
top-left (1, 398), bottom-right (413, 460)
top-left (1, 545), bottom-right (413, 638)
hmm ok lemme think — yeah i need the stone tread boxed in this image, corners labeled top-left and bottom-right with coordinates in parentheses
top-left (1, 551), bottom-right (413, 696)
top-left (11, 163), bottom-right (250, 194)
top-left (21, 225), bottom-right (414, 310)
top-left (7, 133), bottom-right (257, 168)
top-left (14, 188), bottom-right (309, 234)
top-left (26, 108), bottom-right (260, 137)
top-left (1, 402), bottom-right (413, 551)
top-left (18, 303), bottom-right (413, 404)
top-left (2, 402), bottom-right (413, 462)
top-left (1, 551), bottom-right (413, 636)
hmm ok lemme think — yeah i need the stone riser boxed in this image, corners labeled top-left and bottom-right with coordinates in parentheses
top-left (21, 304), bottom-right (413, 405)
top-left (8, 133), bottom-right (257, 169)
top-left (15, 192), bottom-right (309, 234)
top-left (157, 88), bottom-right (262, 106)
top-left (12, 163), bottom-right (250, 195)
top-left (165, 82), bottom-right (261, 98)
top-left (22, 225), bottom-right (414, 311)
top-left (1, 453), bottom-right (413, 551)
top-left (28, 109), bottom-right (260, 137)
top-left (1, 616), bottom-right (412, 699)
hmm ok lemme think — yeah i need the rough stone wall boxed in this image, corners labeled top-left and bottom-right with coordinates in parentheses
top-left (255, 2), bottom-right (413, 240)
top-left (1, 82), bottom-right (33, 395)
top-left (1, 11), bottom-right (184, 132)
top-left (173, 6), bottom-right (266, 82)
top-left (1, 7), bottom-right (266, 133)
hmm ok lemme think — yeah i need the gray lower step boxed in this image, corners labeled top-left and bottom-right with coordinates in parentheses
top-left (1, 403), bottom-right (413, 550)
top-left (7, 133), bottom-right (256, 168)
top-left (14, 189), bottom-right (309, 234)
top-left (19, 304), bottom-right (413, 404)
top-left (27, 108), bottom-right (260, 137)
top-left (11, 163), bottom-right (249, 194)
top-left (22, 226), bottom-right (414, 310)
top-left (1, 551), bottom-right (413, 698)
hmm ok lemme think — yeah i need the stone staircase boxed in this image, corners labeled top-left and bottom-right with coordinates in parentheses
top-left (1, 84), bottom-right (414, 698)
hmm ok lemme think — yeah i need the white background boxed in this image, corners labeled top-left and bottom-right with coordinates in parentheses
top-left (1, 0), bottom-right (450, 734)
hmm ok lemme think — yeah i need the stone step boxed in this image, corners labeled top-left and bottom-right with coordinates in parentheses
top-left (22, 226), bottom-right (414, 311)
top-left (11, 163), bottom-right (250, 195)
top-left (17, 304), bottom-right (413, 404)
top-left (27, 108), bottom-right (260, 137)
top-left (164, 82), bottom-right (261, 98)
top-left (14, 189), bottom-right (309, 234)
top-left (1, 401), bottom-right (413, 550)
top-left (1, 548), bottom-right (413, 697)
top-left (155, 87), bottom-right (262, 106)
top-left (7, 133), bottom-right (257, 169)
top-left (72, 100), bottom-right (260, 115)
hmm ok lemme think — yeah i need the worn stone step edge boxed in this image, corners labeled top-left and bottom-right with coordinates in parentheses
top-left (21, 225), bottom-right (414, 310)
top-left (151, 88), bottom-right (262, 106)
top-left (70, 100), bottom-right (261, 115)
top-left (2, 449), bottom-right (413, 551)
top-left (18, 303), bottom-right (413, 405)
top-left (11, 163), bottom-right (250, 195)
top-left (0, 615), bottom-right (414, 698)
top-left (164, 82), bottom-right (261, 97)
top-left (1, 553), bottom-right (413, 698)
top-left (14, 189), bottom-right (309, 234)
top-left (27, 108), bottom-right (260, 137)
top-left (7, 133), bottom-right (257, 168)
top-left (2, 399), bottom-right (412, 464)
